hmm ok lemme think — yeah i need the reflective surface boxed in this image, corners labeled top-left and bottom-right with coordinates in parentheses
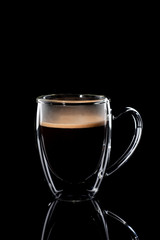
top-left (41, 199), bottom-right (139, 240)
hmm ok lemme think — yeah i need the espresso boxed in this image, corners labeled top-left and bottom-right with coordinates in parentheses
top-left (39, 121), bottom-right (106, 183)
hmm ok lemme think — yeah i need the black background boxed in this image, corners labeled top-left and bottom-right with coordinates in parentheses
top-left (4, 5), bottom-right (158, 239)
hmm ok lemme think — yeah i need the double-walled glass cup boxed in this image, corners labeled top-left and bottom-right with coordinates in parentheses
top-left (36, 94), bottom-right (143, 201)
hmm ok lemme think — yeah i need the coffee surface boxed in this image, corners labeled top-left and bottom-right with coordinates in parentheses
top-left (40, 120), bottom-right (105, 129)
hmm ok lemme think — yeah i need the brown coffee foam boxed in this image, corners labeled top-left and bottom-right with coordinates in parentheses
top-left (40, 121), bottom-right (105, 129)
top-left (46, 99), bottom-right (103, 103)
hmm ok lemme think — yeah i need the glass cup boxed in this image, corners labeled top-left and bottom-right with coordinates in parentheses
top-left (36, 94), bottom-right (143, 201)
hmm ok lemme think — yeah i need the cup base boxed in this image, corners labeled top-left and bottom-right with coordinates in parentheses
top-left (56, 192), bottom-right (95, 202)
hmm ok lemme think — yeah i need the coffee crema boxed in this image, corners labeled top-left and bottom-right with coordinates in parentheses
top-left (40, 121), bottom-right (105, 129)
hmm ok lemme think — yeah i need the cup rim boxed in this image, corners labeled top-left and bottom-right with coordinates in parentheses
top-left (36, 93), bottom-right (108, 105)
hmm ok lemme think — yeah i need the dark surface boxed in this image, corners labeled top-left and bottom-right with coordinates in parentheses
top-left (40, 199), bottom-right (139, 240)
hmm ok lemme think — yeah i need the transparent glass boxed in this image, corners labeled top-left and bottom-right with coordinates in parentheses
top-left (36, 94), bottom-right (143, 201)
top-left (41, 199), bottom-right (139, 240)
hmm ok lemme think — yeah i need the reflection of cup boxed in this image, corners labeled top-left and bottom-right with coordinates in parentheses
top-left (41, 199), bottom-right (139, 240)
top-left (36, 94), bottom-right (143, 201)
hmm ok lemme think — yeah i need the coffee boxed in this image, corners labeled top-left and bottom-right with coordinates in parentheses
top-left (39, 121), bottom-right (106, 183)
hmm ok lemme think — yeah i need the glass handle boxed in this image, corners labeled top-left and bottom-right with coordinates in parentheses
top-left (106, 107), bottom-right (143, 176)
